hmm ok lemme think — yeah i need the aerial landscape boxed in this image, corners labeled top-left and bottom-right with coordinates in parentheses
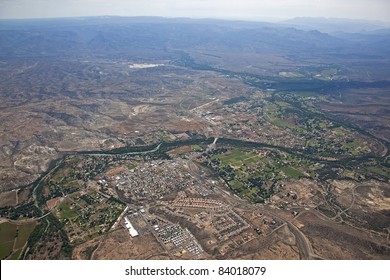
top-left (0, 2), bottom-right (389, 261)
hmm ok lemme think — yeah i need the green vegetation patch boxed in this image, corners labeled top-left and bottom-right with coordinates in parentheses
top-left (0, 222), bottom-right (17, 243)
top-left (55, 189), bottom-right (125, 244)
top-left (0, 221), bottom-right (37, 259)
top-left (127, 163), bottom-right (136, 170)
top-left (15, 222), bottom-right (36, 249)
top-left (192, 145), bottom-right (202, 152)
top-left (343, 140), bottom-right (361, 153)
top-left (9, 248), bottom-right (22, 260)
top-left (63, 180), bottom-right (83, 192)
top-left (281, 167), bottom-right (305, 179)
top-left (260, 93), bottom-right (374, 159)
top-left (206, 145), bottom-right (318, 202)
top-left (215, 149), bottom-right (248, 165)
top-left (58, 200), bottom-right (81, 220)
top-left (271, 118), bottom-right (295, 128)
top-left (243, 156), bottom-right (260, 165)
top-left (0, 241), bottom-right (14, 259)
top-left (367, 166), bottom-right (390, 179)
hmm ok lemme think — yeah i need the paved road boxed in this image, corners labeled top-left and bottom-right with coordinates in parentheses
top-left (261, 209), bottom-right (318, 260)
top-left (286, 221), bottom-right (313, 260)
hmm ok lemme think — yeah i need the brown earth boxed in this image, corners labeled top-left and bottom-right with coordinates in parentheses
top-left (0, 190), bottom-right (17, 207)
top-left (296, 211), bottom-right (389, 259)
top-left (92, 228), bottom-right (169, 260)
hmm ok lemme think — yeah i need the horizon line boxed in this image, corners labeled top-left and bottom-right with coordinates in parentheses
top-left (1, 15), bottom-right (389, 25)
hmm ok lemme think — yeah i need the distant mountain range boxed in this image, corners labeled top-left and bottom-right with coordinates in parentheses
top-left (0, 16), bottom-right (389, 60)
top-left (279, 17), bottom-right (390, 34)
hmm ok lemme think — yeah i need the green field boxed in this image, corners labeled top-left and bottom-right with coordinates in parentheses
top-left (343, 140), bottom-right (363, 156)
top-left (0, 222), bottom-right (17, 243)
top-left (0, 221), bottom-right (36, 259)
top-left (192, 145), bottom-right (202, 151)
top-left (281, 167), bottom-right (305, 179)
top-left (264, 102), bottom-right (296, 129)
top-left (0, 241), bottom-right (13, 259)
top-left (15, 222), bottom-right (36, 249)
top-left (53, 187), bottom-right (125, 244)
top-left (215, 149), bottom-right (261, 167)
top-left (271, 118), bottom-right (295, 128)
top-left (208, 146), bottom-right (316, 202)
top-left (127, 163), bottom-right (136, 170)
top-left (9, 248), bottom-right (22, 260)
top-left (58, 200), bottom-right (81, 219)
top-left (367, 166), bottom-right (390, 179)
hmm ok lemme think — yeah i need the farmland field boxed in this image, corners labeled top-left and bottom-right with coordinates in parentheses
top-left (0, 221), bottom-right (36, 259)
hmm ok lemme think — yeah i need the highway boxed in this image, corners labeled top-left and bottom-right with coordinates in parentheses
top-left (286, 221), bottom-right (314, 260)
top-left (261, 209), bottom-right (320, 260)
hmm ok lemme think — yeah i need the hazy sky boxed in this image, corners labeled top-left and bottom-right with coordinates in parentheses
top-left (0, 0), bottom-right (389, 22)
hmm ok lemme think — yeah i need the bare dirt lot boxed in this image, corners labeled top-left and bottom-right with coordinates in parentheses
top-left (0, 190), bottom-right (17, 207)
top-left (91, 229), bottom-right (169, 260)
top-left (296, 211), bottom-right (389, 259)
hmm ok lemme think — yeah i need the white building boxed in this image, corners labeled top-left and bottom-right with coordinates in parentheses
top-left (124, 217), bottom-right (139, 237)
